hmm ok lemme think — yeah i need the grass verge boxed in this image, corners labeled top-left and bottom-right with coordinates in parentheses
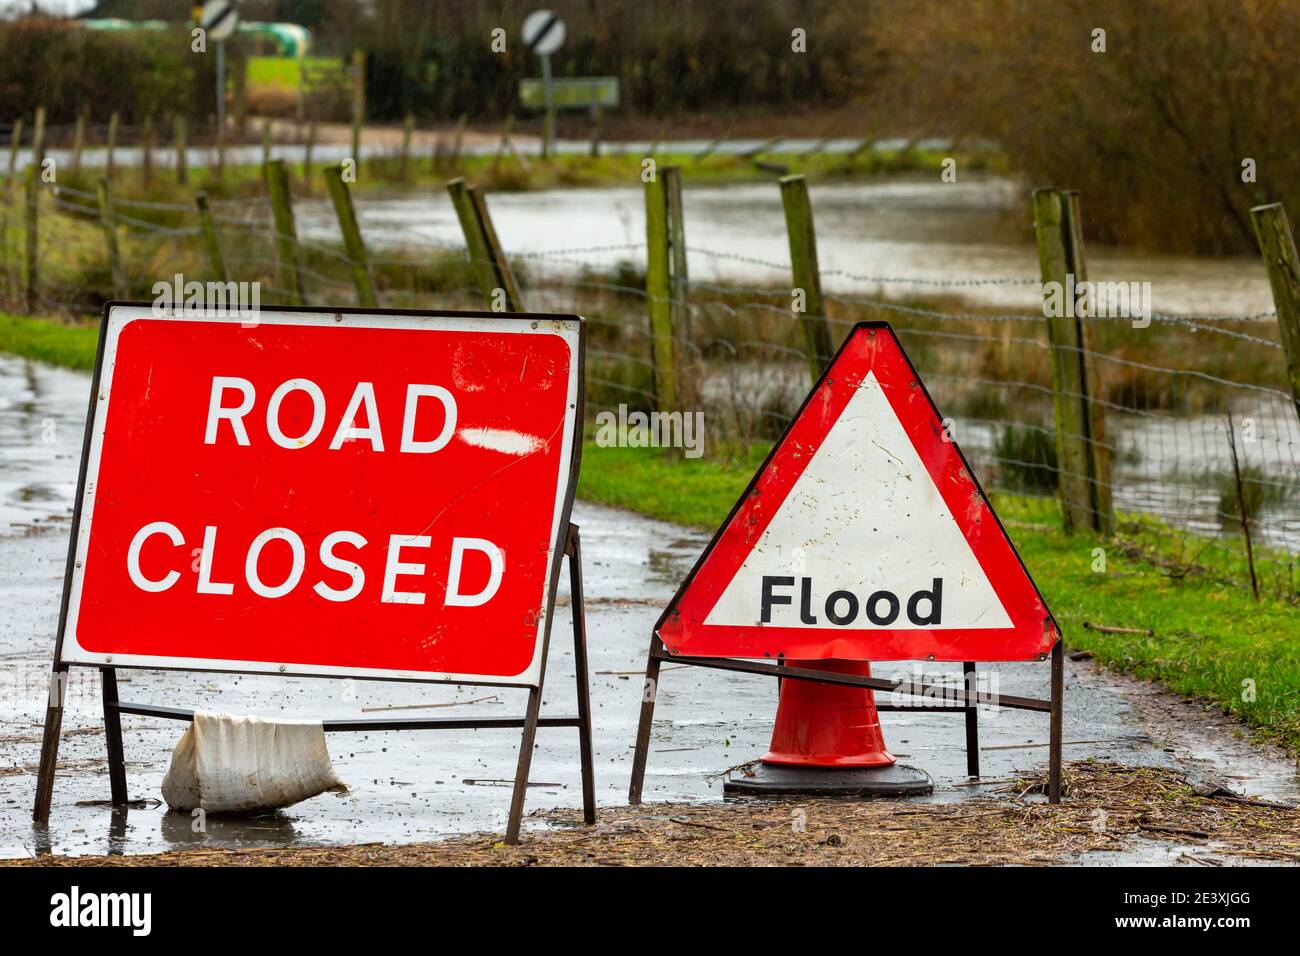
top-left (0, 314), bottom-right (98, 371)
top-left (2, 314), bottom-right (1296, 755)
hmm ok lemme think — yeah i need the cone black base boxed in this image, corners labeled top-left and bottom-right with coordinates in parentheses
top-left (722, 761), bottom-right (934, 797)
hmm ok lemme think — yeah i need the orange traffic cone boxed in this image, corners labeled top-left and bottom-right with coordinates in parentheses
top-left (724, 660), bottom-right (933, 796)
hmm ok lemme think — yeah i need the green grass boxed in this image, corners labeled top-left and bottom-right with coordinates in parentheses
top-left (3, 314), bottom-right (1296, 755)
top-left (247, 56), bottom-right (341, 90)
top-left (577, 439), bottom-right (772, 529)
top-left (577, 441), bottom-right (1300, 755)
top-left (0, 314), bottom-right (98, 370)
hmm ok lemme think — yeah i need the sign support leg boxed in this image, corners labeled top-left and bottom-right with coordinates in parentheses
top-left (102, 667), bottom-right (127, 805)
top-left (627, 634), bottom-right (664, 805)
top-left (505, 686), bottom-right (543, 845)
top-left (567, 526), bottom-right (596, 825)
top-left (963, 661), bottom-right (979, 778)
top-left (32, 664), bottom-right (68, 824)
top-left (1048, 640), bottom-right (1064, 804)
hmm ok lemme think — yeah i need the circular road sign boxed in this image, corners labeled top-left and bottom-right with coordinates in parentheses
top-left (200, 0), bottom-right (240, 44)
top-left (522, 9), bottom-right (565, 57)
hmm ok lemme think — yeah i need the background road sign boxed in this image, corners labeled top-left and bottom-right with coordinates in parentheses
top-left (519, 77), bottom-right (619, 111)
top-left (200, 0), bottom-right (239, 42)
top-left (56, 306), bottom-right (583, 686)
top-left (522, 9), bottom-right (565, 56)
top-left (200, 1), bottom-right (239, 132)
top-left (522, 10), bottom-right (566, 158)
top-left (656, 322), bottom-right (1057, 663)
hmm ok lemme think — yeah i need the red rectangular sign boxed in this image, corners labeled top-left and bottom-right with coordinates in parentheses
top-left (57, 306), bottom-right (583, 686)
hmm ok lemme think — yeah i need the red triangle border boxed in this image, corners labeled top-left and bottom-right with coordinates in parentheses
top-left (656, 322), bottom-right (1059, 663)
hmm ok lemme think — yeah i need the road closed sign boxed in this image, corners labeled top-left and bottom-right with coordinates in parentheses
top-left (56, 305), bottom-right (583, 685)
top-left (657, 322), bottom-right (1057, 663)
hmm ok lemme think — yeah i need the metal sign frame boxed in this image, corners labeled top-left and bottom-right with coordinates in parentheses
top-left (627, 321), bottom-right (1065, 804)
top-left (33, 304), bottom-right (595, 844)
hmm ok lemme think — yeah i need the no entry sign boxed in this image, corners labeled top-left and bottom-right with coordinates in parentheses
top-left (657, 322), bottom-right (1057, 663)
top-left (56, 305), bottom-right (583, 686)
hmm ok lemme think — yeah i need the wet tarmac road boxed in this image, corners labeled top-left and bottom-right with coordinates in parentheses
top-left (0, 352), bottom-right (1296, 860)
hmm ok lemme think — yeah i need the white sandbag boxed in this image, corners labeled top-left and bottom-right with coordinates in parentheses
top-left (161, 711), bottom-right (344, 813)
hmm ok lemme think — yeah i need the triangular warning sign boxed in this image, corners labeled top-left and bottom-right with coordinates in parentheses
top-left (658, 322), bottom-right (1058, 663)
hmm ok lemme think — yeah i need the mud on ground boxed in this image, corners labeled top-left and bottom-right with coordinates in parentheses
top-left (10, 763), bottom-right (1298, 867)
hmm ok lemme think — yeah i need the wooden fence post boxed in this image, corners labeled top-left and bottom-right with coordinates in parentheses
top-left (542, 100), bottom-right (555, 163)
top-left (194, 191), bottom-right (227, 282)
top-left (7, 118), bottom-right (23, 185)
top-left (1, 202), bottom-right (9, 299)
top-left (430, 122), bottom-right (443, 172)
top-left (31, 107), bottom-right (45, 173)
top-left (665, 165), bottom-right (690, 343)
top-left (23, 164), bottom-right (38, 311)
top-left (141, 114), bottom-right (154, 184)
top-left (1032, 187), bottom-right (1115, 535)
top-left (446, 177), bottom-right (523, 311)
top-left (303, 120), bottom-right (316, 188)
top-left (778, 174), bottom-right (834, 383)
top-left (325, 164), bottom-right (378, 308)
top-left (233, 53), bottom-right (248, 137)
top-left (350, 50), bottom-right (366, 166)
top-left (493, 115), bottom-right (514, 172)
top-left (265, 158), bottom-right (304, 304)
top-left (451, 114), bottom-right (466, 171)
top-left (262, 119), bottom-right (273, 170)
top-left (399, 113), bottom-right (415, 181)
top-left (174, 115), bottom-right (188, 185)
top-left (644, 171), bottom-right (678, 409)
top-left (71, 112), bottom-right (85, 176)
top-left (105, 111), bottom-right (119, 182)
top-left (1250, 203), bottom-right (1300, 424)
top-left (97, 177), bottom-right (127, 299)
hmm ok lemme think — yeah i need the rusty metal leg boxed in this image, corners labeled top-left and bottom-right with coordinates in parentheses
top-left (505, 685), bottom-right (543, 845)
top-left (1048, 641), bottom-right (1064, 804)
top-left (627, 633), bottom-right (664, 805)
top-left (102, 668), bottom-right (127, 805)
top-left (567, 526), bottom-right (596, 826)
top-left (963, 661), bottom-right (979, 778)
top-left (32, 665), bottom-right (68, 824)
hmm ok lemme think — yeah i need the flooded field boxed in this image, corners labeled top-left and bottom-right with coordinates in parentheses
top-left (286, 175), bottom-right (1275, 316)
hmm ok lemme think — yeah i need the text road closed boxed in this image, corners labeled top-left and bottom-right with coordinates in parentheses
top-left (63, 309), bottom-right (580, 682)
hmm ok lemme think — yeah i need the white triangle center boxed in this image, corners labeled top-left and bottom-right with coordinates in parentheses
top-left (703, 371), bottom-right (1012, 631)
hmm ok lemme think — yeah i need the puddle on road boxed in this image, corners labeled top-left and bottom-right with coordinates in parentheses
top-left (0, 355), bottom-right (85, 537)
top-left (0, 353), bottom-right (1295, 862)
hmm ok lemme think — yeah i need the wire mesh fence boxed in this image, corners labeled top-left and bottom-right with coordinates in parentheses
top-left (0, 162), bottom-right (1296, 603)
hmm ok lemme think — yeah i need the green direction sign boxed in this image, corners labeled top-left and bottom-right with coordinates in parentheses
top-left (519, 76), bottom-right (620, 111)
